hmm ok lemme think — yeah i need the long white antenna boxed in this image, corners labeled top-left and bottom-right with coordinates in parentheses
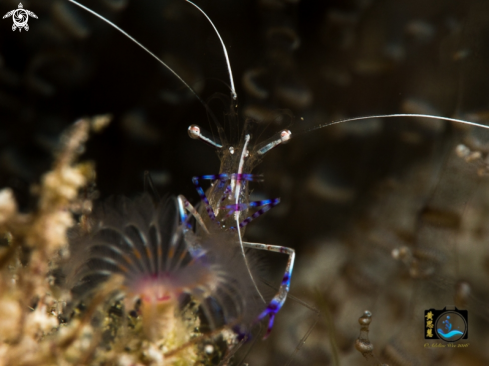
top-left (186, 0), bottom-right (237, 100)
top-left (235, 135), bottom-right (266, 304)
top-left (305, 113), bottom-right (489, 134)
top-left (67, 0), bottom-right (204, 105)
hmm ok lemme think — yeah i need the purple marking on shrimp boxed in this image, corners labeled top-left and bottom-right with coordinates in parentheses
top-left (257, 301), bottom-right (279, 339)
top-left (192, 176), bottom-right (217, 222)
top-left (220, 185), bottom-right (232, 202)
top-left (200, 174), bottom-right (228, 181)
top-left (237, 198), bottom-right (280, 228)
top-left (281, 272), bottom-right (290, 286)
top-left (197, 173), bottom-right (260, 182)
top-left (193, 174), bottom-right (276, 226)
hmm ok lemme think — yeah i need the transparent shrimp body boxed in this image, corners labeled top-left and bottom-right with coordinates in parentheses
top-left (66, 0), bottom-right (295, 341)
top-left (190, 122), bottom-right (274, 231)
top-left (184, 114), bottom-right (294, 338)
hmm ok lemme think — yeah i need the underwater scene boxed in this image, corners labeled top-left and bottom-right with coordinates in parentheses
top-left (0, 0), bottom-right (488, 365)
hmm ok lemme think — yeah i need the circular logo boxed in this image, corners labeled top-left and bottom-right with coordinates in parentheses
top-left (12, 9), bottom-right (28, 28)
top-left (435, 311), bottom-right (467, 342)
top-left (3, 4), bottom-right (38, 32)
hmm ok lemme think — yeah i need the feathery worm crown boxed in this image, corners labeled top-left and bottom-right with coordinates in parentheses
top-left (67, 194), bottom-right (253, 329)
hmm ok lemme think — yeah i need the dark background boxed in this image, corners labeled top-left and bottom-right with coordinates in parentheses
top-left (1, 0), bottom-right (489, 364)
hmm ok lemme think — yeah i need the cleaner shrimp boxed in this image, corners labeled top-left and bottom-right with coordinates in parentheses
top-left (66, 0), bottom-right (299, 342)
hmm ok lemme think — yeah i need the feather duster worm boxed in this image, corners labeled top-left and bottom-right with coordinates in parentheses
top-left (64, 193), bottom-right (264, 355)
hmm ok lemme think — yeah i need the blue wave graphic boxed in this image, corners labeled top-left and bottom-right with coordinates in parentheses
top-left (437, 329), bottom-right (464, 339)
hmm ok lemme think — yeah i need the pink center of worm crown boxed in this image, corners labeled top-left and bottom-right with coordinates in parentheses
top-left (134, 274), bottom-right (180, 303)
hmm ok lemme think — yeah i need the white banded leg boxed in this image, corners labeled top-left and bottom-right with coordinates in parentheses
top-left (177, 195), bottom-right (209, 234)
top-left (243, 241), bottom-right (295, 339)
